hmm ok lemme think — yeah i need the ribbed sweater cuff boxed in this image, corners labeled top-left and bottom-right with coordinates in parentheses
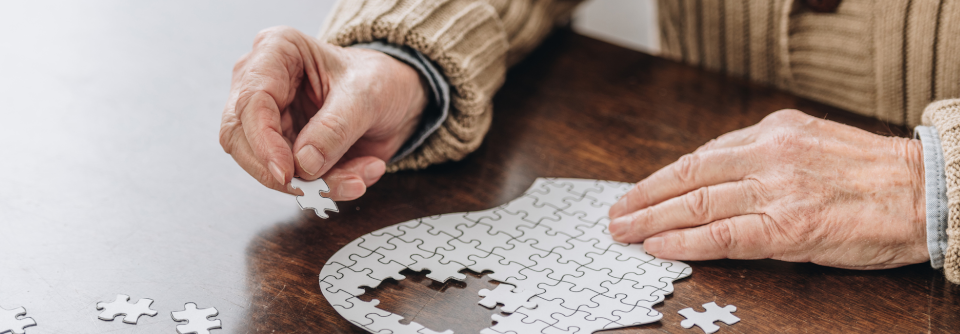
top-left (319, 0), bottom-right (510, 171)
top-left (922, 99), bottom-right (960, 284)
top-left (351, 41), bottom-right (451, 165)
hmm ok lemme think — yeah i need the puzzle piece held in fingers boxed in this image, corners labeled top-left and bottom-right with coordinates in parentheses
top-left (291, 177), bottom-right (339, 219)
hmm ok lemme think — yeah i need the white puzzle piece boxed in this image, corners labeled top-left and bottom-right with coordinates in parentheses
top-left (477, 283), bottom-right (538, 313)
top-left (0, 306), bottom-right (36, 334)
top-left (95, 294), bottom-right (158, 324)
top-left (320, 178), bottom-right (693, 334)
top-left (171, 303), bottom-right (222, 334)
top-left (679, 302), bottom-right (739, 334)
top-left (291, 177), bottom-right (339, 218)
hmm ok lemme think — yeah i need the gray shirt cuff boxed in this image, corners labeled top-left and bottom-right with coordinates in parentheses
top-left (915, 125), bottom-right (949, 269)
top-left (350, 41), bottom-right (451, 164)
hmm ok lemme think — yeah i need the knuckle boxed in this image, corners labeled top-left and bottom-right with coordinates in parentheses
top-left (709, 219), bottom-right (736, 250)
top-left (254, 26), bottom-right (294, 43)
top-left (694, 139), bottom-right (717, 153)
top-left (219, 116), bottom-right (241, 154)
top-left (218, 127), bottom-right (233, 153)
top-left (767, 109), bottom-right (804, 121)
top-left (233, 53), bottom-right (251, 73)
top-left (318, 113), bottom-right (352, 144)
top-left (673, 153), bottom-right (701, 185)
top-left (683, 187), bottom-right (711, 219)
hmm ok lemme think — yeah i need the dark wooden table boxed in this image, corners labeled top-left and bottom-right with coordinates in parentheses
top-left (246, 30), bottom-right (960, 333)
top-left (2, 6), bottom-right (957, 332)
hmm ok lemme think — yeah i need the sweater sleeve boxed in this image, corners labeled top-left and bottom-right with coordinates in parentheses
top-left (922, 99), bottom-right (960, 284)
top-left (318, 0), bottom-right (582, 171)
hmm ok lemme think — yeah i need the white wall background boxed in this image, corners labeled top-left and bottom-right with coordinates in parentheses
top-left (572, 0), bottom-right (660, 54)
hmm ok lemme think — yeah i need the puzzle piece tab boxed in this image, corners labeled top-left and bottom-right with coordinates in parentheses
top-left (96, 294), bottom-right (158, 324)
top-left (0, 306), bottom-right (36, 334)
top-left (679, 302), bottom-right (739, 334)
top-left (291, 177), bottom-right (339, 218)
top-left (171, 303), bottom-right (221, 334)
top-left (477, 283), bottom-right (537, 313)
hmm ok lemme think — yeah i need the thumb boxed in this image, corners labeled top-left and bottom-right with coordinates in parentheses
top-left (292, 91), bottom-right (371, 179)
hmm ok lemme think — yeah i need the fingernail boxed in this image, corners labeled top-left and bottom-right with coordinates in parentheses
top-left (268, 161), bottom-right (285, 185)
top-left (296, 145), bottom-right (324, 175)
top-left (338, 178), bottom-right (366, 199)
top-left (609, 218), bottom-right (628, 236)
top-left (364, 161), bottom-right (386, 180)
top-left (644, 237), bottom-right (664, 255)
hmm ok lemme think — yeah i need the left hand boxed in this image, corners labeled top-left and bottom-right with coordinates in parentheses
top-left (608, 109), bottom-right (929, 270)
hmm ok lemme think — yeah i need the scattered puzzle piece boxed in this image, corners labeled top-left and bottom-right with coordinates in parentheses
top-left (477, 283), bottom-right (537, 313)
top-left (0, 306), bottom-right (36, 334)
top-left (291, 177), bottom-right (338, 218)
top-left (96, 294), bottom-right (158, 324)
top-left (171, 303), bottom-right (221, 334)
top-left (319, 178), bottom-right (693, 334)
top-left (679, 302), bottom-right (739, 334)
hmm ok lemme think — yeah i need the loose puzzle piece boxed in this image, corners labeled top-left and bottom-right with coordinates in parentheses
top-left (171, 303), bottom-right (222, 334)
top-left (96, 294), bottom-right (158, 324)
top-left (291, 177), bottom-right (338, 218)
top-left (477, 283), bottom-right (537, 313)
top-left (0, 306), bottom-right (36, 334)
top-left (679, 302), bottom-right (739, 334)
top-left (319, 178), bottom-right (693, 334)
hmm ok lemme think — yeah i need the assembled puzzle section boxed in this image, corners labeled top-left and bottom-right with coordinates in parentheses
top-left (320, 178), bottom-right (693, 334)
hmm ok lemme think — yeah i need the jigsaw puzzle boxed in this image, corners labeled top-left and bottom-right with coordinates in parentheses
top-left (679, 302), bottom-right (739, 334)
top-left (171, 303), bottom-right (221, 334)
top-left (319, 178), bottom-right (693, 334)
top-left (0, 306), bottom-right (36, 334)
top-left (96, 295), bottom-right (158, 324)
top-left (291, 177), bottom-right (338, 218)
top-left (478, 284), bottom-right (537, 313)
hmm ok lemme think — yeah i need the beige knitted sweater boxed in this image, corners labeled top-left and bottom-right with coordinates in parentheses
top-left (319, 0), bottom-right (960, 283)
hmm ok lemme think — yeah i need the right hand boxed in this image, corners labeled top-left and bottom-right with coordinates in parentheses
top-left (219, 26), bottom-right (429, 200)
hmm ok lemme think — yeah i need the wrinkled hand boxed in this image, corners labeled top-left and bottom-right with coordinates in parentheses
top-left (220, 26), bottom-right (428, 200)
top-left (608, 110), bottom-right (929, 270)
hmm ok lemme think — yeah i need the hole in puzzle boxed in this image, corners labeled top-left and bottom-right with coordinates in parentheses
top-left (352, 268), bottom-right (677, 333)
top-left (356, 268), bottom-right (505, 333)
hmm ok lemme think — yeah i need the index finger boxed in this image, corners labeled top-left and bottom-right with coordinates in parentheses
top-left (609, 145), bottom-right (758, 219)
top-left (225, 28), bottom-right (318, 186)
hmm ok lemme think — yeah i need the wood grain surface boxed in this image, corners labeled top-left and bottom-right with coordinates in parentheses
top-left (240, 29), bottom-right (960, 333)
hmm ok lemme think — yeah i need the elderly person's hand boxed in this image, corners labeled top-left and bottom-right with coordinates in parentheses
top-left (220, 26), bottom-right (428, 200)
top-left (608, 109), bottom-right (930, 270)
